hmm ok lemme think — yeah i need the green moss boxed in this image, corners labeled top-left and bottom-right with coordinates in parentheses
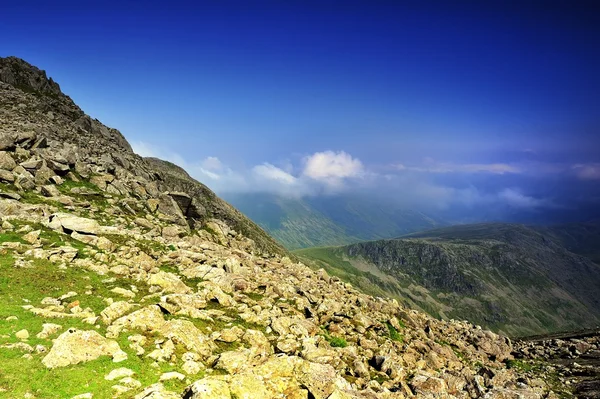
top-left (319, 326), bottom-right (348, 348)
top-left (504, 359), bottom-right (534, 372)
top-left (327, 336), bottom-right (348, 348)
top-left (386, 322), bottom-right (403, 342)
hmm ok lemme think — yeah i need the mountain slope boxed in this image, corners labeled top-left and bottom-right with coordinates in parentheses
top-left (0, 56), bottom-right (286, 257)
top-left (0, 56), bottom-right (577, 398)
top-left (225, 192), bottom-right (444, 249)
top-left (296, 223), bottom-right (600, 337)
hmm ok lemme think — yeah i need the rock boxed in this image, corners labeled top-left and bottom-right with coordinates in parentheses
top-left (182, 360), bottom-right (204, 375)
top-left (159, 371), bottom-right (186, 381)
top-left (41, 184), bottom-right (61, 197)
top-left (158, 319), bottom-right (215, 357)
top-left (182, 377), bottom-right (231, 399)
top-left (230, 373), bottom-right (270, 399)
top-left (100, 301), bottom-right (135, 325)
top-left (42, 328), bottom-right (122, 368)
top-left (111, 287), bottom-right (136, 299)
top-left (215, 350), bottom-right (251, 373)
top-left (105, 367), bottom-right (135, 381)
top-left (148, 271), bottom-right (191, 294)
top-left (0, 134), bottom-right (16, 151)
top-left (147, 339), bottom-right (175, 362)
top-left (296, 361), bottom-right (337, 399)
top-left (217, 326), bottom-right (245, 343)
top-left (35, 165), bottom-right (55, 185)
top-left (0, 151), bottom-right (16, 170)
top-left (112, 349), bottom-right (128, 362)
top-left (70, 394), bottom-right (93, 399)
top-left (48, 213), bottom-right (101, 235)
top-left (0, 169), bottom-right (14, 183)
top-left (15, 329), bottom-right (29, 340)
top-left (71, 231), bottom-right (98, 245)
top-left (133, 383), bottom-right (180, 399)
top-left (96, 236), bottom-right (115, 252)
top-left (107, 305), bottom-right (166, 338)
top-left (37, 323), bottom-right (62, 339)
top-left (157, 194), bottom-right (188, 226)
top-left (22, 230), bottom-right (40, 244)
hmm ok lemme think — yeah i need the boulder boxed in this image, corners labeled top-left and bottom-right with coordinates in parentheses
top-left (0, 169), bottom-right (14, 183)
top-left (148, 271), bottom-right (191, 294)
top-left (42, 328), bottom-right (122, 368)
top-left (48, 213), bottom-right (101, 235)
top-left (158, 319), bottom-right (215, 357)
top-left (0, 151), bottom-right (16, 170)
top-left (100, 301), bottom-right (135, 325)
top-left (0, 134), bottom-right (16, 151)
top-left (182, 377), bottom-right (231, 399)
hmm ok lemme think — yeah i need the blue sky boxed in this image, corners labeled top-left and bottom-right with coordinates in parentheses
top-left (2, 0), bottom-right (599, 219)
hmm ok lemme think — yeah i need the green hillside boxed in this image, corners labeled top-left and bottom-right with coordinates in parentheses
top-left (296, 223), bottom-right (600, 337)
top-left (225, 193), bottom-right (443, 249)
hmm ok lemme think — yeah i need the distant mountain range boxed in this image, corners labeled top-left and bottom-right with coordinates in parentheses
top-left (295, 222), bottom-right (600, 337)
top-left (223, 192), bottom-right (444, 249)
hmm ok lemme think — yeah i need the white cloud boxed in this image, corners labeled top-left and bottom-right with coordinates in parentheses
top-left (198, 168), bottom-right (221, 180)
top-left (303, 151), bottom-right (364, 188)
top-left (129, 142), bottom-right (560, 213)
top-left (498, 188), bottom-right (548, 209)
top-left (201, 156), bottom-right (223, 171)
top-left (394, 160), bottom-right (520, 174)
top-left (253, 163), bottom-right (297, 185)
top-left (572, 163), bottom-right (600, 180)
top-left (131, 141), bottom-right (157, 158)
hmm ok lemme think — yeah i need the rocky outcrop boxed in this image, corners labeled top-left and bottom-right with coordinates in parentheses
top-left (0, 56), bottom-right (285, 256)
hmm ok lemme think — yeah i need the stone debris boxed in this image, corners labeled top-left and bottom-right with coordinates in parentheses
top-left (0, 56), bottom-right (577, 398)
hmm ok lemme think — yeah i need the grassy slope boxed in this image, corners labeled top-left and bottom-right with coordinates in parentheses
top-left (296, 223), bottom-right (600, 337)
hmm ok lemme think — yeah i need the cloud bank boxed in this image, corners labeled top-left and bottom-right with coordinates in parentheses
top-left (132, 141), bottom-right (590, 215)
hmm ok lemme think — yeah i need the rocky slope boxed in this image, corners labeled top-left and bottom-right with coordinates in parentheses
top-left (0, 56), bottom-right (286, 258)
top-left (0, 56), bottom-right (575, 398)
top-left (296, 223), bottom-right (600, 337)
top-left (514, 329), bottom-right (600, 399)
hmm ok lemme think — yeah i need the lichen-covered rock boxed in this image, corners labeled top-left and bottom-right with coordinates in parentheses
top-left (48, 212), bottom-right (101, 235)
top-left (182, 377), bottom-right (231, 399)
top-left (42, 328), bottom-right (122, 368)
top-left (148, 271), bottom-right (191, 294)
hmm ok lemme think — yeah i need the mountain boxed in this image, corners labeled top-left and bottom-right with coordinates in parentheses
top-left (296, 222), bottom-right (600, 337)
top-left (224, 192), bottom-right (444, 249)
top-left (0, 56), bottom-right (286, 257)
top-left (0, 56), bottom-right (581, 398)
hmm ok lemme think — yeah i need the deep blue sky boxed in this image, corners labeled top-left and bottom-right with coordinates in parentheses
top-left (2, 0), bottom-right (600, 219)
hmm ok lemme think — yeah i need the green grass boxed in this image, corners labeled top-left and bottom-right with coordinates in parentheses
top-left (295, 247), bottom-right (396, 300)
top-left (0, 250), bottom-right (190, 398)
top-left (327, 336), bottom-right (348, 348)
top-left (319, 326), bottom-right (348, 348)
top-left (0, 232), bottom-right (27, 245)
top-left (504, 359), bottom-right (535, 373)
top-left (386, 322), bottom-right (403, 342)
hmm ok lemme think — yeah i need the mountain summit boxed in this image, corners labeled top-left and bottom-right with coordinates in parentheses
top-left (0, 57), bottom-right (594, 398)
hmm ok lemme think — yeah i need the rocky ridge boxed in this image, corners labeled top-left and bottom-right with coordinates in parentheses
top-left (0, 56), bottom-right (572, 398)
